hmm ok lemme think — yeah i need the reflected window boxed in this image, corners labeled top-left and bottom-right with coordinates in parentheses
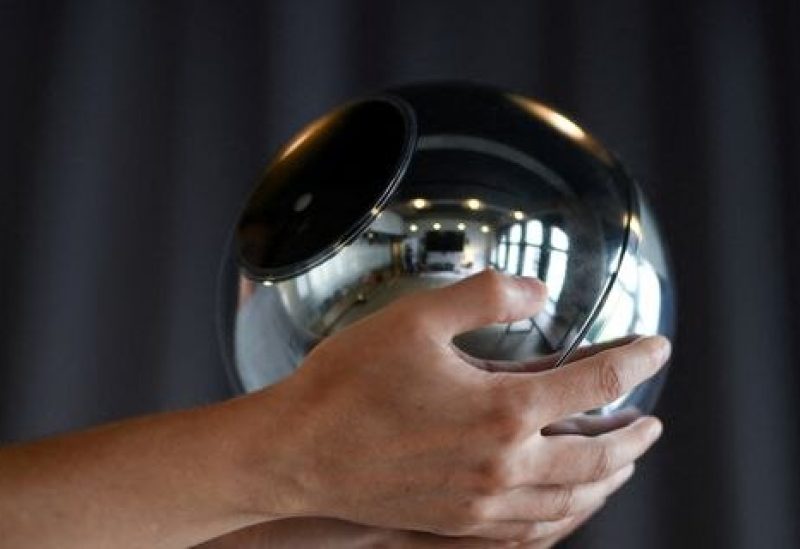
top-left (597, 285), bottom-right (635, 341)
top-left (539, 224), bottom-right (570, 302)
top-left (551, 226), bottom-right (570, 251)
top-left (617, 251), bottom-right (638, 291)
top-left (594, 251), bottom-right (662, 341)
top-left (498, 241), bottom-right (508, 270)
top-left (522, 246), bottom-right (540, 277)
top-left (493, 220), bottom-right (571, 288)
top-left (635, 261), bottom-right (661, 334)
top-left (526, 220), bottom-right (543, 245)
top-left (297, 274), bottom-right (310, 298)
top-left (545, 249), bottom-right (568, 300)
top-left (521, 219), bottom-right (543, 279)
top-left (505, 223), bottom-right (522, 274)
top-left (506, 245), bottom-right (519, 274)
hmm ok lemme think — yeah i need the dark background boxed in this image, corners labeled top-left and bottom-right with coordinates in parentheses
top-left (1, 1), bottom-right (798, 547)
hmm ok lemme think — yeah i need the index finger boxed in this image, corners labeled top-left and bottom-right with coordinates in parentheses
top-left (465, 335), bottom-right (640, 374)
top-left (533, 336), bottom-right (671, 424)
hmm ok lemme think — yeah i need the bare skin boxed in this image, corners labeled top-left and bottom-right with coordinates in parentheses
top-left (0, 270), bottom-right (669, 548)
top-left (194, 507), bottom-right (601, 548)
top-left (197, 339), bottom-right (649, 549)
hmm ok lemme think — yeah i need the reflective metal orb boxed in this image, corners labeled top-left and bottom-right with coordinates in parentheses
top-left (218, 82), bottom-right (675, 415)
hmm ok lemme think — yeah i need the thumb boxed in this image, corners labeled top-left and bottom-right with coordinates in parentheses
top-left (414, 269), bottom-right (547, 340)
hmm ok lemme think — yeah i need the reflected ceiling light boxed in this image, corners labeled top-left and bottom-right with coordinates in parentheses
top-left (279, 113), bottom-right (333, 159)
top-left (457, 222), bottom-right (466, 231)
top-left (508, 95), bottom-right (586, 141)
top-left (411, 198), bottom-right (428, 209)
top-left (228, 82), bottom-right (675, 418)
top-left (512, 210), bottom-right (526, 221)
top-left (541, 109), bottom-right (585, 141)
top-left (465, 198), bottom-right (482, 210)
top-left (261, 280), bottom-right (274, 287)
top-left (409, 223), bottom-right (418, 232)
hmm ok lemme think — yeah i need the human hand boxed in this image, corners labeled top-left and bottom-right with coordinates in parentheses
top-left (459, 335), bottom-right (648, 437)
top-left (235, 269), bottom-right (669, 544)
top-left (195, 512), bottom-right (599, 548)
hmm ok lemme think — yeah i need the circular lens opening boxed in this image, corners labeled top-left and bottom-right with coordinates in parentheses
top-left (237, 97), bottom-right (416, 281)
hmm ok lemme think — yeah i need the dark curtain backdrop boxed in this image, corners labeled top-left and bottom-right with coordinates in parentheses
top-left (1, 1), bottom-right (798, 548)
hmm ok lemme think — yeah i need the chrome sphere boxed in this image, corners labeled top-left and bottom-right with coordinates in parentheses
top-left (218, 82), bottom-right (674, 415)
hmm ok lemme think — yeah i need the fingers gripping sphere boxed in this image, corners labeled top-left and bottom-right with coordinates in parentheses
top-left (240, 271), bottom-right (670, 543)
top-left (224, 82), bottom-right (674, 415)
top-left (219, 82), bottom-right (675, 543)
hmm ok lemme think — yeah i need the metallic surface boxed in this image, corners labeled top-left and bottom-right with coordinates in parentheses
top-left (219, 82), bottom-right (674, 414)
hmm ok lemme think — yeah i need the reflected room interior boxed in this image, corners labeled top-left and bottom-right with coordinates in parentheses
top-left (230, 84), bottom-right (673, 416)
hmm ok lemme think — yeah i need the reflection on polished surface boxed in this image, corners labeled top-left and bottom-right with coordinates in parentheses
top-left (225, 83), bottom-right (674, 414)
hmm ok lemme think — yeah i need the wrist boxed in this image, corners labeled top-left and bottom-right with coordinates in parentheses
top-left (226, 385), bottom-right (323, 522)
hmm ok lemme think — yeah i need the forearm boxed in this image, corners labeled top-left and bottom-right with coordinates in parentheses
top-left (194, 518), bottom-right (391, 549)
top-left (0, 399), bottom-right (270, 549)
top-left (0, 271), bottom-right (669, 547)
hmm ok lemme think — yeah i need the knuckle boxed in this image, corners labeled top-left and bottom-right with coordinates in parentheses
top-left (551, 486), bottom-right (576, 520)
top-left (590, 443), bottom-right (613, 481)
top-left (463, 496), bottom-right (492, 524)
top-left (512, 523), bottom-right (542, 543)
top-left (595, 351), bottom-right (624, 402)
top-left (530, 523), bottom-right (557, 542)
top-left (479, 270), bottom-right (510, 314)
top-left (478, 267), bottom-right (505, 287)
top-left (485, 394), bottom-right (527, 447)
top-left (491, 373), bottom-right (536, 415)
top-left (391, 289), bottom-right (436, 319)
top-left (473, 455), bottom-right (515, 494)
top-left (391, 304), bottom-right (434, 342)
